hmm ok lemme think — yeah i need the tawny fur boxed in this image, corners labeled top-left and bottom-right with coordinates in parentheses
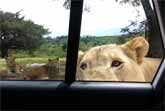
top-left (0, 37), bottom-right (161, 81)
top-left (0, 57), bottom-right (64, 80)
top-left (5, 56), bottom-right (26, 74)
top-left (76, 37), bottom-right (161, 82)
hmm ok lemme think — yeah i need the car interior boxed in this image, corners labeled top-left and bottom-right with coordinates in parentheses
top-left (0, 0), bottom-right (165, 110)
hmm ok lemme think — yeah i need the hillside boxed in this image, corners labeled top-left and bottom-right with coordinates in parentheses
top-left (10, 35), bottom-right (132, 58)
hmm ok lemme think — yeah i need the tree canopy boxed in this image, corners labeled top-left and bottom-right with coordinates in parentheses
top-left (0, 10), bottom-right (50, 51)
top-left (116, 0), bottom-right (163, 57)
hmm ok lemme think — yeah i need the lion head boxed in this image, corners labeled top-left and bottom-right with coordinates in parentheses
top-left (76, 37), bottom-right (149, 82)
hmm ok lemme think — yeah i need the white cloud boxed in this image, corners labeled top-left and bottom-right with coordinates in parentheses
top-left (0, 0), bottom-right (146, 37)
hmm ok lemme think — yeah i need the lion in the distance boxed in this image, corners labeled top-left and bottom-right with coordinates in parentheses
top-left (76, 37), bottom-right (161, 82)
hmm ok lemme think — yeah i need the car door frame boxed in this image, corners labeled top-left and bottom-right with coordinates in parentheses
top-left (1, 0), bottom-right (164, 110)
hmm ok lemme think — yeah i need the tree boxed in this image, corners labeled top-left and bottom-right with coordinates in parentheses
top-left (62, 42), bottom-right (67, 52)
top-left (62, 0), bottom-right (163, 58)
top-left (55, 0), bottom-right (91, 12)
top-left (116, 0), bottom-right (163, 58)
top-left (0, 10), bottom-right (50, 57)
top-left (120, 20), bottom-right (145, 37)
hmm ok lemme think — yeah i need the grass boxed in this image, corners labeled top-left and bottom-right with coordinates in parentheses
top-left (0, 59), bottom-right (6, 70)
top-left (0, 57), bottom-right (58, 70)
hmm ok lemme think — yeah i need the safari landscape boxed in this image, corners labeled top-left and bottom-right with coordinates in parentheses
top-left (0, 0), bottom-right (163, 81)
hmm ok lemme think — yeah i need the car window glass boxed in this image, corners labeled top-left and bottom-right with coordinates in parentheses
top-left (0, 0), bottom-right (70, 80)
top-left (76, 0), bottom-right (163, 82)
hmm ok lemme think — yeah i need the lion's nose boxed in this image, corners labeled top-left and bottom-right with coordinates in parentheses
top-left (91, 69), bottom-right (104, 76)
top-left (92, 68), bottom-right (105, 73)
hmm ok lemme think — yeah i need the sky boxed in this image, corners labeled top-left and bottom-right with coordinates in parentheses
top-left (0, 0), bottom-right (147, 37)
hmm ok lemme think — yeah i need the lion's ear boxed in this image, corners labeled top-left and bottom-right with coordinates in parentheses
top-left (77, 51), bottom-right (85, 64)
top-left (121, 37), bottom-right (149, 64)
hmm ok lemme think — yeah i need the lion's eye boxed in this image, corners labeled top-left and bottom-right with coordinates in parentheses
top-left (111, 60), bottom-right (123, 67)
top-left (80, 63), bottom-right (87, 70)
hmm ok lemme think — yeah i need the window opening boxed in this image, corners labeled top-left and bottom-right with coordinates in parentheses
top-left (0, 0), bottom-right (70, 80)
top-left (76, 0), bottom-right (164, 82)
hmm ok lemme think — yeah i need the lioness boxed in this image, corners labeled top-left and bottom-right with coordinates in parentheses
top-left (76, 37), bottom-right (161, 82)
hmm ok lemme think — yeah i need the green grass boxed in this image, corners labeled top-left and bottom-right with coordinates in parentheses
top-left (0, 59), bottom-right (6, 70)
